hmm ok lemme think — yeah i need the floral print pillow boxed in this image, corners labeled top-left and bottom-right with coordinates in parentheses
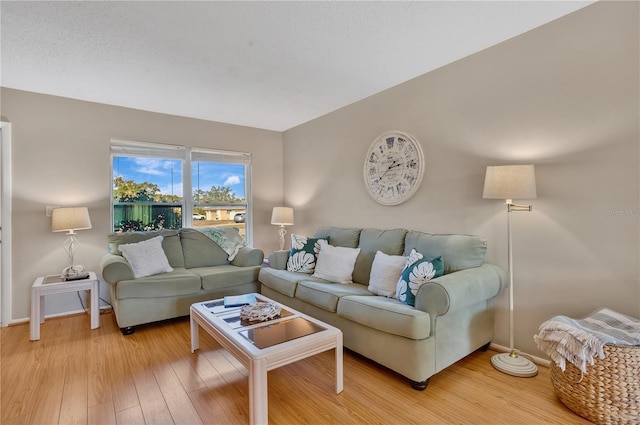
top-left (396, 249), bottom-right (444, 306)
top-left (286, 234), bottom-right (329, 274)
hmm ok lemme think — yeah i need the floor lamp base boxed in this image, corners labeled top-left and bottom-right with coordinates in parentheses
top-left (491, 351), bottom-right (538, 378)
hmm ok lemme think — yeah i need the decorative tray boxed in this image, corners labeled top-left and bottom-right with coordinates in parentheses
top-left (240, 301), bottom-right (281, 322)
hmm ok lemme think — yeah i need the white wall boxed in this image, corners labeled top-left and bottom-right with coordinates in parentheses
top-left (282, 1), bottom-right (640, 357)
top-left (0, 88), bottom-right (284, 321)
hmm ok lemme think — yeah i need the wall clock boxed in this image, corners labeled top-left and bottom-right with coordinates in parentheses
top-left (363, 130), bottom-right (425, 206)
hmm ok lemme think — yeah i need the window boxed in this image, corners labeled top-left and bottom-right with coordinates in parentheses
top-left (111, 140), bottom-right (252, 241)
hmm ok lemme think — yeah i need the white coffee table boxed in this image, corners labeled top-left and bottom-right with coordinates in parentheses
top-left (190, 293), bottom-right (343, 425)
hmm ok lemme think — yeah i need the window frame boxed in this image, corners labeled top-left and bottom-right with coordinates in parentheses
top-left (110, 139), bottom-right (253, 243)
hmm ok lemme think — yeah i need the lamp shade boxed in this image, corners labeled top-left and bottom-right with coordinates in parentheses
top-left (483, 165), bottom-right (537, 200)
top-left (271, 207), bottom-right (294, 226)
top-left (51, 207), bottom-right (92, 232)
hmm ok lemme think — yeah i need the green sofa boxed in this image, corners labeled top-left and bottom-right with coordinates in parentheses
top-left (100, 228), bottom-right (264, 334)
top-left (258, 227), bottom-right (506, 389)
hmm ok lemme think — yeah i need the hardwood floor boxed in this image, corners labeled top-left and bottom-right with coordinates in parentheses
top-left (1, 311), bottom-right (590, 425)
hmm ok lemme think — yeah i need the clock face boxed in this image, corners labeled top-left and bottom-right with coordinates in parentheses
top-left (363, 131), bottom-right (424, 206)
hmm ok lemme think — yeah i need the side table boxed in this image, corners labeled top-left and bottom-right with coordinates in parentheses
top-left (30, 272), bottom-right (100, 341)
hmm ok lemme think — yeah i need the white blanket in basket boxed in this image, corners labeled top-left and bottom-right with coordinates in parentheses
top-left (534, 308), bottom-right (640, 373)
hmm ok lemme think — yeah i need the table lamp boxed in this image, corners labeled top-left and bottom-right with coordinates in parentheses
top-left (271, 207), bottom-right (294, 250)
top-left (51, 206), bottom-right (92, 280)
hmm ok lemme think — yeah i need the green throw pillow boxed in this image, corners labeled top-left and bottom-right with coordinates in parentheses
top-left (287, 234), bottom-right (329, 274)
top-left (396, 249), bottom-right (444, 306)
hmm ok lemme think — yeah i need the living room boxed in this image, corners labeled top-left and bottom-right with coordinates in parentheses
top-left (1, 1), bottom-right (638, 424)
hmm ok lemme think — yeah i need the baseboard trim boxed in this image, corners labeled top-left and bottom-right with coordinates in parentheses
top-left (489, 342), bottom-right (550, 368)
top-left (8, 306), bottom-right (113, 327)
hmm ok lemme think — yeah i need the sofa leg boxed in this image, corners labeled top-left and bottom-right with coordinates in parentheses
top-left (478, 342), bottom-right (491, 352)
top-left (410, 379), bottom-right (429, 391)
top-left (120, 326), bottom-right (135, 335)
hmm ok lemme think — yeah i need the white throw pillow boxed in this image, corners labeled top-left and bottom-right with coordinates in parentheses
top-left (312, 240), bottom-right (361, 284)
top-left (118, 235), bottom-right (174, 278)
top-left (368, 251), bottom-right (407, 297)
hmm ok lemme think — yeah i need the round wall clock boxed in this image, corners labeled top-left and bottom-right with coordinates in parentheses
top-left (363, 130), bottom-right (425, 206)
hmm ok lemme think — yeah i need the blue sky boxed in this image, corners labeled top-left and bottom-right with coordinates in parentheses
top-left (113, 157), bottom-right (245, 198)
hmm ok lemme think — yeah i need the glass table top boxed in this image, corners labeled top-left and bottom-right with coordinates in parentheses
top-left (200, 298), bottom-right (326, 349)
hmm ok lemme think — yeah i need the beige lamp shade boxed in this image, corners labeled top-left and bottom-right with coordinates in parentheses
top-left (51, 207), bottom-right (92, 233)
top-left (271, 207), bottom-right (294, 226)
top-left (483, 165), bottom-right (537, 200)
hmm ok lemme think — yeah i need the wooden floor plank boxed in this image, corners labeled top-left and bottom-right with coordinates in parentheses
top-left (119, 332), bottom-right (174, 425)
top-left (87, 327), bottom-right (112, 407)
top-left (59, 355), bottom-right (89, 425)
top-left (102, 324), bottom-right (140, 413)
top-left (1, 313), bottom-right (593, 425)
top-left (88, 400), bottom-right (116, 425)
top-left (138, 326), bottom-right (204, 425)
top-left (115, 405), bottom-right (145, 425)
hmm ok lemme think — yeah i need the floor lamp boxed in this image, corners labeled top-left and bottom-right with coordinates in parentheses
top-left (271, 207), bottom-right (294, 250)
top-left (483, 164), bottom-right (538, 378)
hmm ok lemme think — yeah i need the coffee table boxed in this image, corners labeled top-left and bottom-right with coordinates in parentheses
top-left (190, 293), bottom-right (343, 425)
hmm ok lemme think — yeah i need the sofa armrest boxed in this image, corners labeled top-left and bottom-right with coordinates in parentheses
top-left (414, 263), bottom-right (506, 316)
top-left (99, 254), bottom-right (134, 284)
top-left (231, 246), bottom-right (265, 267)
top-left (267, 250), bottom-right (289, 270)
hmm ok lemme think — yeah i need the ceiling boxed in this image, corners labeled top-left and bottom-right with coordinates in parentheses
top-left (1, 1), bottom-right (593, 132)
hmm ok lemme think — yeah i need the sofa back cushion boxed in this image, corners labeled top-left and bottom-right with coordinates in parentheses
top-left (313, 227), bottom-right (362, 248)
top-left (404, 231), bottom-right (486, 274)
top-left (108, 229), bottom-right (185, 268)
top-left (180, 228), bottom-right (229, 268)
top-left (353, 228), bottom-right (407, 285)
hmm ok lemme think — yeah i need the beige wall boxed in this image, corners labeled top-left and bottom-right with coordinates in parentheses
top-left (283, 1), bottom-right (640, 357)
top-left (0, 88), bottom-right (284, 320)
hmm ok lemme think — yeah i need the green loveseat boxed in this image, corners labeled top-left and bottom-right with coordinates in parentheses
top-left (100, 228), bottom-right (264, 334)
top-left (259, 227), bottom-right (506, 389)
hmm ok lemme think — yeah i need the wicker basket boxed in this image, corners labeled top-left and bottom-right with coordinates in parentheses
top-left (550, 344), bottom-right (640, 425)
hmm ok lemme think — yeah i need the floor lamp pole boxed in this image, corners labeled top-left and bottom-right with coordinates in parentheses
top-left (490, 201), bottom-right (538, 377)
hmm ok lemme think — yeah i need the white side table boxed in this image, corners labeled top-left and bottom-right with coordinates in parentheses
top-left (30, 272), bottom-right (100, 341)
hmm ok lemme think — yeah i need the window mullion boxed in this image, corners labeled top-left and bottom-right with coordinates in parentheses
top-left (184, 147), bottom-right (193, 228)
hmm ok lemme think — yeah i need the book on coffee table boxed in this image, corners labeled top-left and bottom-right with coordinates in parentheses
top-left (223, 294), bottom-right (257, 308)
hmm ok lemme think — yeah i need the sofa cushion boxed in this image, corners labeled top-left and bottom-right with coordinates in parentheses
top-left (118, 235), bottom-right (174, 278)
top-left (404, 231), bottom-right (486, 274)
top-left (313, 227), bottom-right (362, 248)
top-left (287, 234), bottom-right (328, 274)
top-left (108, 229), bottom-right (185, 268)
top-left (353, 228), bottom-right (407, 285)
top-left (259, 268), bottom-right (331, 298)
top-left (337, 295), bottom-right (431, 340)
top-left (296, 281), bottom-right (373, 313)
top-left (180, 228), bottom-right (229, 268)
top-left (191, 265), bottom-right (261, 291)
top-left (368, 251), bottom-right (407, 297)
top-left (312, 240), bottom-right (360, 284)
top-left (115, 268), bottom-right (201, 299)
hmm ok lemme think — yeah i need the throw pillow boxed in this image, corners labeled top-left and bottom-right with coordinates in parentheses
top-left (396, 249), bottom-right (444, 306)
top-left (287, 234), bottom-right (329, 274)
top-left (118, 235), bottom-right (174, 279)
top-left (312, 240), bottom-right (361, 284)
top-left (368, 251), bottom-right (407, 297)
